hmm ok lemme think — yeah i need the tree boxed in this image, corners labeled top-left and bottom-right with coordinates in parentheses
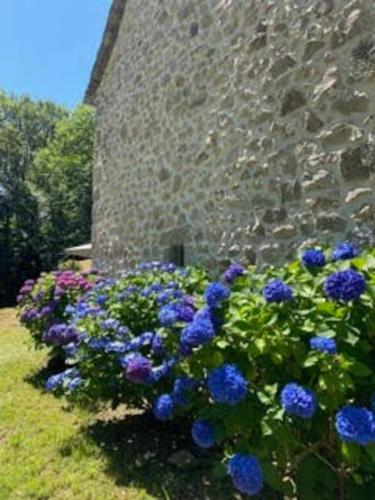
top-left (33, 105), bottom-right (95, 267)
top-left (0, 92), bottom-right (94, 305)
top-left (0, 92), bottom-right (67, 304)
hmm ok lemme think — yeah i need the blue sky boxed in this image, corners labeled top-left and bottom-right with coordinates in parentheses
top-left (0, 0), bottom-right (112, 108)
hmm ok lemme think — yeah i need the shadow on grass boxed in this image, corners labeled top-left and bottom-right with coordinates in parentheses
top-left (73, 410), bottom-right (238, 500)
top-left (24, 353), bottom-right (67, 390)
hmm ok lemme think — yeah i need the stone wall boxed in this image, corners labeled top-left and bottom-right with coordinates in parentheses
top-left (92, 0), bottom-right (375, 273)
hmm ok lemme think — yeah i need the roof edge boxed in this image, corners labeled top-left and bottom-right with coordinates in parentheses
top-left (85, 0), bottom-right (127, 105)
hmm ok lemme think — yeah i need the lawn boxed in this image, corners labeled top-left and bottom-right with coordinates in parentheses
top-left (0, 308), bottom-right (234, 500)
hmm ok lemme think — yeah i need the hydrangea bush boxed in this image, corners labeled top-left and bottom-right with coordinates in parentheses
top-left (50, 262), bottom-right (210, 409)
top-left (29, 245), bottom-right (375, 497)
top-left (17, 269), bottom-right (101, 353)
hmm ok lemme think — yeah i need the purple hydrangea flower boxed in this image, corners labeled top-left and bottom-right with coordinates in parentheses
top-left (335, 406), bottom-right (375, 446)
top-left (204, 282), bottom-right (230, 308)
top-left (192, 419), bottom-right (215, 448)
top-left (324, 269), bottom-right (365, 302)
top-left (43, 324), bottom-right (78, 346)
top-left (223, 263), bottom-right (245, 284)
top-left (153, 394), bottom-right (174, 421)
top-left (208, 364), bottom-right (247, 405)
top-left (227, 454), bottom-right (263, 496)
top-left (310, 336), bottom-right (337, 354)
top-left (301, 249), bottom-right (326, 267)
top-left (125, 355), bottom-right (153, 384)
top-left (21, 308), bottom-right (38, 322)
top-left (281, 383), bottom-right (317, 419)
top-left (182, 295), bottom-right (195, 307)
top-left (263, 279), bottom-right (293, 303)
top-left (332, 242), bottom-right (359, 261)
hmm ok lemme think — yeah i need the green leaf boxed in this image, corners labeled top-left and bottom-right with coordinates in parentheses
top-left (341, 442), bottom-right (360, 465)
top-left (303, 353), bottom-right (319, 367)
top-left (262, 463), bottom-right (285, 492)
top-left (212, 461), bottom-right (227, 479)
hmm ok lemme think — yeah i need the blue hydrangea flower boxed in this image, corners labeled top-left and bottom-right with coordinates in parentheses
top-left (64, 304), bottom-right (76, 316)
top-left (142, 283), bottom-right (164, 297)
top-left (74, 302), bottom-right (102, 319)
top-left (105, 341), bottom-right (128, 353)
top-left (63, 342), bottom-right (78, 358)
top-left (96, 294), bottom-right (108, 305)
top-left (208, 364), bottom-right (247, 405)
top-left (335, 406), bottom-right (375, 446)
top-left (227, 454), bottom-right (263, 496)
top-left (161, 263), bottom-right (176, 273)
top-left (191, 419), bottom-right (215, 448)
top-left (281, 383), bottom-right (317, 419)
top-left (119, 352), bottom-right (138, 368)
top-left (128, 331), bottom-right (154, 350)
top-left (88, 337), bottom-right (111, 350)
top-left (156, 290), bottom-right (174, 305)
top-left (301, 248), bottom-right (326, 267)
top-left (172, 376), bottom-right (197, 406)
top-left (67, 376), bottom-right (83, 390)
top-left (310, 336), bottom-right (337, 354)
top-left (125, 354), bottom-right (153, 384)
top-left (45, 368), bottom-right (80, 392)
top-left (101, 318), bottom-right (120, 331)
top-left (45, 373), bottom-right (64, 391)
top-left (332, 242), bottom-right (359, 261)
top-left (117, 326), bottom-right (130, 338)
top-left (149, 359), bottom-right (174, 383)
top-left (158, 304), bottom-right (179, 326)
top-left (151, 334), bottom-right (164, 355)
top-left (263, 279), bottom-right (293, 303)
top-left (204, 282), bottom-right (230, 308)
top-left (176, 304), bottom-right (195, 322)
top-left (153, 394), bottom-right (174, 421)
top-left (195, 307), bottom-right (222, 333)
top-left (223, 263), bottom-right (245, 284)
top-left (371, 395), bottom-right (375, 414)
top-left (180, 317), bottom-right (215, 349)
top-left (324, 269), bottom-right (365, 302)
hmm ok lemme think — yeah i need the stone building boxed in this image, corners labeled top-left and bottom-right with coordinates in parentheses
top-left (86, 0), bottom-right (375, 272)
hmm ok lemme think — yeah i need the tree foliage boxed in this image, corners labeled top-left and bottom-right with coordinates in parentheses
top-left (33, 105), bottom-right (94, 267)
top-left (0, 91), bottom-right (94, 304)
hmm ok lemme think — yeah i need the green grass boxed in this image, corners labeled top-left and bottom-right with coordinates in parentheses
top-left (0, 309), bottom-right (234, 500)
